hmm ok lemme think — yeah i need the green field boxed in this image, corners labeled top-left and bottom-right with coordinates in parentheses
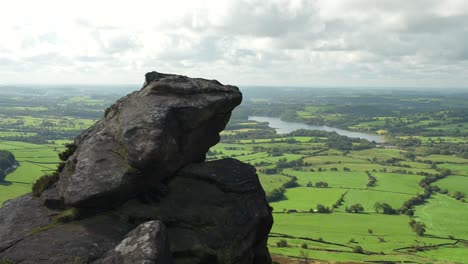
top-left (216, 139), bottom-right (468, 263)
top-left (0, 140), bottom-right (62, 205)
top-left (270, 213), bottom-right (450, 262)
top-left (370, 173), bottom-right (423, 194)
top-left (414, 194), bottom-right (468, 240)
top-left (438, 163), bottom-right (468, 176)
top-left (434, 175), bottom-right (468, 196)
top-left (283, 169), bottom-right (368, 189)
top-left (259, 174), bottom-right (291, 194)
top-left (340, 190), bottom-right (413, 212)
top-left (270, 188), bottom-right (346, 212)
top-left (423, 155), bottom-right (468, 164)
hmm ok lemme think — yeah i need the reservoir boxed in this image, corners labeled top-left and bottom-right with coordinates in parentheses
top-left (248, 116), bottom-right (385, 143)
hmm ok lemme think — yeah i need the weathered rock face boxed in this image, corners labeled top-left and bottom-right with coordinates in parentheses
top-left (95, 220), bottom-right (173, 264)
top-left (118, 158), bottom-right (273, 264)
top-left (58, 71), bottom-right (242, 207)
top-left (0, 72), bottom-right (272, 264)
top-left (0, 195), bottom-right (56, 253)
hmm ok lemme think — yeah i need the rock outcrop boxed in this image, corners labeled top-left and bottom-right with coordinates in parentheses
top-left (58, 71), bottom-right (242, 207)
top-left (0, 72), bottom-right (273, 264)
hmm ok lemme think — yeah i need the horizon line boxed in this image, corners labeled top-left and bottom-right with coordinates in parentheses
top-left (1, 83), bottom-right (468, 90)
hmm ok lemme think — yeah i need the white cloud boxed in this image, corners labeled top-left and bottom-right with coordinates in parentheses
top-left (0, 0), bottom-right (467, 87)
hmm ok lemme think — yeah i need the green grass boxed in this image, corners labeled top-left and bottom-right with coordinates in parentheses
top-left (283, 169), bottom-right (368, 189)
top-left (270, 242), bottom-right (432, 263)
top-left (398, 161), bottom-right (432, 169)
top-left (296, 111), bottom-right (316, 118)
top-left (303, 155), bottom-right (368, 165)
top-left (339, 189), bottom-right (413, 212)
top-left (438, 163), bottom-right (468, 176)
top-left (270, 187), bottom-right (346, 212)
top-left (208, 143), bottom-right (254, 157)
top-left (319, 149), bottom-right (344, 156)
top-left (0, 116), bottom-right (97, 132)
top-left (417, 136), bottom-right (468, 144)
top-left (259, 174), bottom-right (290, 194)
top-left (221, 128), bottom-right (258, 135)
top-left (370, 173), bottom-right (424, 195)
top-left (416, 246), bottom-right (468, 263)
top-left (421, 155), bottom-right (468, 164)
top-left (0, 140), bottom-right (61, 205)
top-left (348, 148), bottom-right (407, 161)
top-left (311, 162), bottom-right (437, 175)
top-left (414, 194), bottom-right (468, 240)
top-left (0, 183), bottom-right (31, 205)
top-left (0, 106), bottom-right (48, 111)
top-left (0, 131), bottom-right (38, 138)
top-left (271, 213), bottom-right (448, 254)
top-left (434, 175), bottom-right (468, 197)
top-left (238, 136), bottom-right (315, 143)
top-left (349, 120), bottom-right (386, 130)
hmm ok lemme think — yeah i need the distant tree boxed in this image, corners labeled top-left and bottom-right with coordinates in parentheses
top-left (352, 245), bottom-right (364, 254)
top-left (409, 220), bottom-right (426, 236)
top-left (374, 202), bottom-right (398, 215)
top-left (315, 181), bottom-right (329, 188)
top-left (346, 203), bottom-right (364, 213)
top-left (404, 152), bottom-right (416, 161)
top-left (267, 188), bottom-right (286, 202)
top-left (276, 239), bottom-right (288, 247)
top-left (367, 175), bottom-right (377, 187)
top-left (316, 204), bottom-right (331, 213)
top-left (453, 191), bottom-right (465, 200)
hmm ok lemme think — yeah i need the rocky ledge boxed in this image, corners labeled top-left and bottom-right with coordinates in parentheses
top-left (0, 72), bottom-right (273, 264)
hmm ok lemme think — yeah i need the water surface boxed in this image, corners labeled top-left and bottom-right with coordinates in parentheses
top-left (248, 116), bottom-right (385, 143)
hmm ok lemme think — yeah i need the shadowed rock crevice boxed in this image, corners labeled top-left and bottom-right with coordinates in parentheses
top-left (0, 72), bottom-right (272, 264)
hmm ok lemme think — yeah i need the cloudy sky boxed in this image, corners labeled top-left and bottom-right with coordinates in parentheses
top-left (1, 0), bottom-right (467, 87)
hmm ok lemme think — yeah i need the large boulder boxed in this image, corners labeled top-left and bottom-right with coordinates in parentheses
top-left (57, 72), bottom-right (242, 207)
top-left (118, 158), bottom-right (273, 264)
